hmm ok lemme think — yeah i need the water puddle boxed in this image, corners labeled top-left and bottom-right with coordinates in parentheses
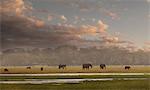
top-left (0, 78), bottom-right (148, 84)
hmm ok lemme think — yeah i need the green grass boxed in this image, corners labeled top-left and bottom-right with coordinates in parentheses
top-left (1, 75), bottom-right (149, 90)
top-left (1, 80), bottom-right (149, 90)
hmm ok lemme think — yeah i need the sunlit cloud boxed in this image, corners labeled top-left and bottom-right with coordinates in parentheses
top-left (103, 36), bottom-right (119, 43)
top-left (1, 0), bottom-right (32, 16)
top-left (97, 20), bottom-right (108, 33)
top-left (60, 15), bottom-right (67, 22)
top-left (35, 20), bottom-right (45, 28)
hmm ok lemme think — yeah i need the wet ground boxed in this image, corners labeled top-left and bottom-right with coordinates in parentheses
top-left (0, 78), bottom-right (149, 84)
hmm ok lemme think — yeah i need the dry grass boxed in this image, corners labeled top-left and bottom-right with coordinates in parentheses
top-left (0, 65), bottom-right (150, 74)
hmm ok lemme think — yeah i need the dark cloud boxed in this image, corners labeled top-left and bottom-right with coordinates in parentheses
top-left (1, 0), bottom-right (82, 49)
top-left (1, 14), bottom-right (83, 49)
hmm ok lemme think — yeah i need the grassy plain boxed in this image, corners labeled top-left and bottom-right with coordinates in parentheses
top-left (0, 65), bottom-right (150, 74)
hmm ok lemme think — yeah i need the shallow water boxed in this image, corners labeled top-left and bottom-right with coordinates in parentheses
top-left (0, 78), bottom-right (148, 84)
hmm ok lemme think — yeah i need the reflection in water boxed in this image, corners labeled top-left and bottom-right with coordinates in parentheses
top-left (0, 78), bottom-right (148, 84)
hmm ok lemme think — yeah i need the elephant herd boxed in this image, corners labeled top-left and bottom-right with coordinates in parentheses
top-left (82, 64), bottom-right (106, 69)
top-left (58, 64), bottom-right (131, 70)
top-left (3, 64), bottom-right (131, 72)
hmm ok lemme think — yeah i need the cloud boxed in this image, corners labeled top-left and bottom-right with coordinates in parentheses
top-left (103, 36), bottom-right (119, 43)
top-left (54, 0), bottom-right (120, 21)
top-left (1, 0), bottom-right (81, 49)
top-left (48, 15), bottom-right (53, 21)
top-left (35, 20), bottom-right (45, 28)
top-left (60, 15), bottom-right (67, 22)
top-left (102, 9), bottom-right (120, 20)
top-left (97, 20), bottom-right (108, 33)
top-left (142, 41), bottom-right (150, 51)
top-left (144, 41), bottom-right (150, 46)
top-left (107, 12), bottom-right (119, 20)
top-left (1, 0), bottom-right (32, 16)
top-left (92, 18), bottom-right (96, 22)
top-left (1, 0), bottom-right (137, 50)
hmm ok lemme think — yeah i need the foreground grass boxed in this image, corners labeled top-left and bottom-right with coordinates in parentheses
top-left (1, 80), bottom-right (149, 90)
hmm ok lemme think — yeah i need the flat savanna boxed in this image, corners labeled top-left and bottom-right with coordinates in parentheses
top-left (0, 65), bottom-right (150, 74)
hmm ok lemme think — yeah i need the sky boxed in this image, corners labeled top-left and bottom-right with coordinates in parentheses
top-left (28, 0), bottom-right (150, 46)
top-left (1, 0), bottom-right (150, 50)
